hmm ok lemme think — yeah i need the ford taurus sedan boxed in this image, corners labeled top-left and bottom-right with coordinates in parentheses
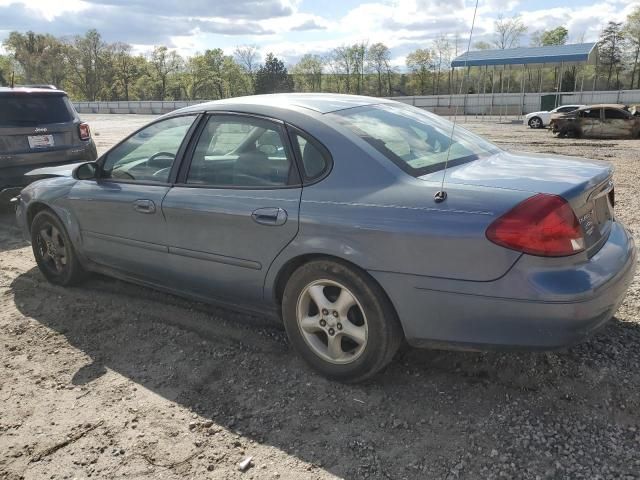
top-left (15, 94), bottom-right (637, 382)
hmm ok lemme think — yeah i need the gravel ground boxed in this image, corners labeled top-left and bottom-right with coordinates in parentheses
top-left (1, 114), bottom-right (639, 480)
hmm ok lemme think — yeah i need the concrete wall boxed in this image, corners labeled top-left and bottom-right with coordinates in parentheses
top-left (73, 90), bottom-right (640, 116)
top-left (390, 90), bottom-right (640, 116)
top-left (72, 100), bottom-right (205, 115)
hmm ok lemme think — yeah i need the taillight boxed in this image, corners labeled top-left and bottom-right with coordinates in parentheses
top-left (79, 123), bottom-right (91, 140)
top-left (486, 193), bottom-right (585, 257)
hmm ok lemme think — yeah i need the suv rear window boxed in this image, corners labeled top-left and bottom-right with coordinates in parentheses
top-left (0, 95), bottom-right (74, 127)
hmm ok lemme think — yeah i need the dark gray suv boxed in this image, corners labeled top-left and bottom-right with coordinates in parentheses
top-left (0, 87), bottom-right (97, 204)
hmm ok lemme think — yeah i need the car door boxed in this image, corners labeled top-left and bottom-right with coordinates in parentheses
top-left (68, 114), bottom-right (199, 279)
top-left (578, 108), bottom-right (601, 138)
top-left (162, 113), bottom-right (302, 306)
top-left (601, 107), bottom-right (633, 138)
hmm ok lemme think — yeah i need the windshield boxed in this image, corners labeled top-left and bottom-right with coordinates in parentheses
top-left (330, 103), bottom-right (500, 176)
top-left (0, 95), bottom-right (73, 127)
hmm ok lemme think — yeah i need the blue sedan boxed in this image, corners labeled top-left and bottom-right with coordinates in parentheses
top-left (15, 94), bottom-right (637, 382)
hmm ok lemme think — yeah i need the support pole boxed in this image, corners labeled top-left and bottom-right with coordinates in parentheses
top-left (519, 64), bottom-right (526, 120)
top-left (476, 66), bottom-right (482, 118)
top-left (489, 65), bottom-right (496, 121)
top-left (504, 65), bottom-right (511, 120)
top-left (556, 62), bottom-right (564, 108)
top-left (499, 66), bottom-right (505, 122)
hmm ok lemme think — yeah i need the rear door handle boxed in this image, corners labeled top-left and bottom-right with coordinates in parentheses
top-left (133, 199), bottom-right (156, 214)
top-left (251, 207), bottom-right (287, 226)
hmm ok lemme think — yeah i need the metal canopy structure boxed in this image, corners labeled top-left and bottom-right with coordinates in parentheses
top-left (448, 43), bottom-right (599, 121)
top-left (451, 43), bottom-right (597, 68)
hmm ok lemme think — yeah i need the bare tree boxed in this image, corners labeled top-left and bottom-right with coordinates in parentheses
top-left (234, 45), bottom-right (259, 91)
top-left (493, 15), bottom-right (527, 49)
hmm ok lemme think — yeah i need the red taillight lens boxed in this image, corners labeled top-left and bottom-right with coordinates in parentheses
top-left (79, 123), bottom-right (91, 140)
top-left (486, 193), bottom-right (585, 257)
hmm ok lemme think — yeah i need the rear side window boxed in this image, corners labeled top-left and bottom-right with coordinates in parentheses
top-left (604, 108), bottom-right (629, 120)
top-left (290, 129), bottom-right (330, 180)
top-left (0, 95), bottom-right (73, 126)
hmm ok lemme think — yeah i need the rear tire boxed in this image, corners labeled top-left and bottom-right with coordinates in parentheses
top-left (282, 259), bottom-right (403, 382)
top-left (31, 210), bottom-right (86, 286)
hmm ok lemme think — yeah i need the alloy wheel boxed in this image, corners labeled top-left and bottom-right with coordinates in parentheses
top-left (296, 279), bottom-right (368, 364)
top-left (36, 222), bottom-right (68, 274)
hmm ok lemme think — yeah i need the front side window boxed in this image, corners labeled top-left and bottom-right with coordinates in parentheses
top-left (330, 103), bottom-right (500, 176)
top-left (557, 106), bottom-right (579, 113)
top-left (102, 115), bottom-right (196, 183)
top-left (186, 115), bottom-right (295, 187)
top-left (580, 109), bottom-right (601, 119)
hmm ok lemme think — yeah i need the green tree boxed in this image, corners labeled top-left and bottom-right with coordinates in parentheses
top-left (625, 7), bottom-right (640, 89)
top-left (0, 55), bottom-right (16, 86)
top-left (112, 42), bottom-right (143, 101)
top-left (531, 26), bottom-right (569, 46)
top-left (254, 53), bottom-right (293, 94)
top-left (3, 31), bottom-right (66, 86)
top-left (599, 21), bottom-right (626, 89)
top-left (149, 45), bottom-right (182, 100)
top-left (366, 43), bottom-right (391, 96)
top-left (64, 29), bottom-right (110, 101)
top-left (406, 48), bottom-right (432, 95)
top-left (292, 54), bottom-right (324, 92)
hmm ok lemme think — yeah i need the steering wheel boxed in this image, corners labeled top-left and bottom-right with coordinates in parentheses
top-left (111, 169), bottom-right (135, 180)
top-left (234, 173), bottom-right (276, 187)
top-left (152, 167), bottom-right (171, 178)
top-left (148, 151), bottom-right (176, 164)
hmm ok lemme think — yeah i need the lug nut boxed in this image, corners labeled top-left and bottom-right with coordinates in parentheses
top-left (322, 309), bottom-right (329, 315)
top-left (332, 311), bottom-right (338, 317)
top-left (320, 319), bottom-right (327, 327)
top-left (337, 323), bottom-right (343, 330)
top-left (328, 328), bottom-right (335, 336)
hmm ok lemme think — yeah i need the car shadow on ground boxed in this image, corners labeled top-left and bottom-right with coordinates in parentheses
top-left (0, 212), bottom-right (28, 253)
top-left (9, 267), bottom-right (640, 478)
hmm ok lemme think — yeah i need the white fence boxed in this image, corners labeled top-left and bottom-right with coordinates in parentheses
top-left (73, 90), bottom-right (640, 116)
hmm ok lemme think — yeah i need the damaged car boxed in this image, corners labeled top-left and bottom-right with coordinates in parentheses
top-left (550, 104), bottom-right (640, 139)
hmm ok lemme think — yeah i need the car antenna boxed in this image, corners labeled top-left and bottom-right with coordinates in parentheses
top-left (435, 0), bottom-right (479, 203)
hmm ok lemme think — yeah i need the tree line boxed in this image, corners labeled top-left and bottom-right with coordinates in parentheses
top-left (0, 7), bottom-right (639, 101)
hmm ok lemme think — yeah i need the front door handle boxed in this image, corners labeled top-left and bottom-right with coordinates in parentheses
top-left (133, 199), bottom-right (156, 214)
top-left (251, 207), bottom-right (287, 226)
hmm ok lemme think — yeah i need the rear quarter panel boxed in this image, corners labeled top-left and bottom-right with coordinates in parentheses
top-left (264, 127), bottom-right (531, 301)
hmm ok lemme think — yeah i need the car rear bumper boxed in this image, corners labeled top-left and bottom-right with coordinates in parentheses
top-left (0, 141), bottom-right (97, 190)
top-left (370, 221), bottom-right (637, 350)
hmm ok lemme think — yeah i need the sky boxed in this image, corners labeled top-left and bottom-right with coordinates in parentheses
top-left (0, 0), bottom-right (638, 66)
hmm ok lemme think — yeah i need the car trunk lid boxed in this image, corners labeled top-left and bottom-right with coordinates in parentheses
top-left (420, 150), bottom-right (615, 255)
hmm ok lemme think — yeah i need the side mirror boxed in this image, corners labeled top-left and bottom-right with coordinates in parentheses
top-left (73, 162), bottom-right (98, 180)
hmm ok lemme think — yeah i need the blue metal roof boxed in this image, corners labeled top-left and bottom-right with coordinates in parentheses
top-left (451, 43), bottom-right (597, 67)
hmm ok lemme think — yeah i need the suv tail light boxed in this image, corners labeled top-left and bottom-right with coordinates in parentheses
top-left (79, 122), bottom-right (91, 140)
top-left (486, 193), bottom-right (585, 257)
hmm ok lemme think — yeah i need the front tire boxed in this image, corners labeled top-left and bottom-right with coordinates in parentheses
top-left (528, 116), bottom-right (543, 129)
top-left (282, 259), bottom-right (403, 382)
top-left (31, 210), bottom-right (86, 286)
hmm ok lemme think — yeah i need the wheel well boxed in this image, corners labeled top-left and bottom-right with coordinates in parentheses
top-left (26, 202), bottom-right (53, 229)
top-left (273, 254), bottom-right (396, 310)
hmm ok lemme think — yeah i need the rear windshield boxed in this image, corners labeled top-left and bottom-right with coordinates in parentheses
top-left (330, 103), bottom-right (500, 176)
top-left (0, 95), bottom-right (74, 127)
